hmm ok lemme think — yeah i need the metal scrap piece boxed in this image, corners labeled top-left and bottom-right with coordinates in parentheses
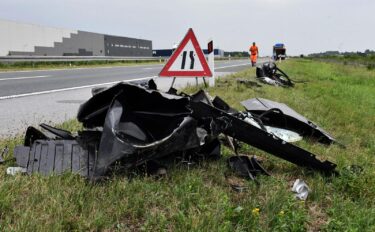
top-left (191, 101), bottom-right (336, 173)
top-left (14, 83), bottom-right (214, 178)
top-left (264, 126), bottom-right (303, 143)
top-left (94, 90), bottom-right (205, 175)
top-left (256, 62), bottom-right (294, 87)
top-left (212, 96), bottom-right (238, 114)
top-left (40, 123), bottom-right (74, 139)
top-left (24, 126), bottom-right (49, 146)
top-left (228, 155), bottom-right (270, 179)
top-left (241, 98), bottom-right (336, 144)
top-left (77, 82), bottom-right (189, 128)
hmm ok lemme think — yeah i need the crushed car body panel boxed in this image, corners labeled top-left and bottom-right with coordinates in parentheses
top-left (77, 82), bottom-right (189, 128)
top-left (93, 85), bottom-right (205, 176)
top-left (14, 83), bottom-right (209, 178)
top-left (191, 101), bottom-right (336, 173)
top-left (12, 81), bottom-right (337, 179)
top-left (241, 98), bottom-right (336, 144)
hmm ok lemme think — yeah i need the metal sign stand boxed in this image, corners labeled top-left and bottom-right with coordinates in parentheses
top-left (170, 76), bottom-right (177, 88)
top-left (202, 77), bottom-right (208, 88)
top-left (170, 76), bottom-right (207, 89)
top-left (195, 77), bottom-right (208, 88)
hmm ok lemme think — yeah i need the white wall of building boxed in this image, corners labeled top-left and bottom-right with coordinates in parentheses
top-left (0, 19), bottom-right (77, 56)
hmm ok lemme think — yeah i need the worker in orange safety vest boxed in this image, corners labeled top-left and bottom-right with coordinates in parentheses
top-left (249, 42), bottom-right (259, 67)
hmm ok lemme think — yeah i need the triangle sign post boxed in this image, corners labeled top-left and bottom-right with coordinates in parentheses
top-left (159, 28), bottom-right (212, 78)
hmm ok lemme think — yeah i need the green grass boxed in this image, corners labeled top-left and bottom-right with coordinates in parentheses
top-left (1, 59), bottom-right (375, 231)
top-left (307, 54), bottom-right (375, 70)
top-left (0, 59), bottom-right (164, 72)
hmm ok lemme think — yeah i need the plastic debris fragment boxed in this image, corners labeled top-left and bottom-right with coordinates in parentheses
top-left (292, 179), bottom-right (310, 200)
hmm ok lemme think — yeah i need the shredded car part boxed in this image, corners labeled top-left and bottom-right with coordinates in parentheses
top-left (190, 101), bottom-right (336, 173)
top-left (241, 98), bottom-right (336, 144)
top-left (256, 62), bottom-right (294, 87)
top-left (40, 123), bottom-right (74, 139)
top-left (239, 111), bottom-right (303, 143)
top-left (91, 85), bottom-right (206, 176)
top-left (264, 126), bottom-right (303, 143)
top-left (14, 83), bottom-right (211, 178)
top-left (228, 155), bottom-right (270, 180)
top-left (24, 126), bottom-right (49, 146)
top-left (14, 137), bottom-right (99, 177)
top-left (12, 82), bottom-right (337, 179)
top-left (258, 76), bottom-right (280, 86)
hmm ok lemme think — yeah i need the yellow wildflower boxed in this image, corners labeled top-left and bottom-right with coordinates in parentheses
top-left (252, 207), bottom-right (260, 216)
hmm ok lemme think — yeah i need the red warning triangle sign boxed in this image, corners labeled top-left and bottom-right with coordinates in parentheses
top-left (159, 28), bottom-right (212, 77)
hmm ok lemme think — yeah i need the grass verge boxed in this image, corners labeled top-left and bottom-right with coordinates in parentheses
top-left (307, 55), bottom-right (375, 70)
top-left (1, 59), bottom-right (375, 231)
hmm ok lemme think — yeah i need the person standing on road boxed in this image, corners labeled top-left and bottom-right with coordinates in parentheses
top-left (249, 42), bottom-right (259, 67)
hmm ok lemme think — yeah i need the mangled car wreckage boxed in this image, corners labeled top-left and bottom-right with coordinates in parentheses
top-left (256, 62), bottom-right (294, 87)
top-left (12, 80), bottom-right (338, 181)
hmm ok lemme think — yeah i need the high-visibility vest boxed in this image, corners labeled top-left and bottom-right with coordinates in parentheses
top-left (250, 46), bottom-right (258, 56)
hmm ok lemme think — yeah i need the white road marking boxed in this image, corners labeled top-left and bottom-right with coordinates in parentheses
top-left (0, 61), bottom-right (252, 100)
top-left (215, 63), bottom-right (251, 70)
top-left (0, 76), bottom-right (156, 100)
top-left (0, 59), bottom-right (249, 74)
top-left (0, 75), bottom-right (50, 81)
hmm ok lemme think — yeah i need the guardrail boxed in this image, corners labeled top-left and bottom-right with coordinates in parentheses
top-left (0, 55), bottom-right (248, 64)
top-left (0, 56), bottom-right (164, 63)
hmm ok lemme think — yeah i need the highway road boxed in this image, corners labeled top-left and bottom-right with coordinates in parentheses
top-left (0, 60), bottom-right (254, 99)
top-left (0, 59), bottom-right (262, 137)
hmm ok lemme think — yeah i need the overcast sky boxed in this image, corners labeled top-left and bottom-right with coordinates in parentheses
top-left (1, 0), bottom-right (374, 55)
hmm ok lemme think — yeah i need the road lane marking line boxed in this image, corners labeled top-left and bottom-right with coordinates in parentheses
top-left (0, 62), bottom-right (256, 100)
top-left (0, 76), bottom-right (156, 101)
top-left (215, 63), bottom-right (252, 69)
top-left (0, 60), bottom-right (251, 74)
top-left (0, 75), bottom-right (50, 81)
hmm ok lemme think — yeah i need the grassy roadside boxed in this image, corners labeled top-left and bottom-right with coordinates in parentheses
top-left (0, 59), bottom-right (163, 72)
top-left (306, 55), bottom-right (375, 70)
top-left (1, 59), bottom-right (375, 231)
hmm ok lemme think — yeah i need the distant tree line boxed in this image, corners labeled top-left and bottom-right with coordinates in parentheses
top-left (307, 49), bottom-right (375, 70)
top-left (308, 49), bottom-right (375, 58)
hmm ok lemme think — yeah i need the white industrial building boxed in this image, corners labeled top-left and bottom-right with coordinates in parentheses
top-left (0, 19), bottom-right (152, 57)
top-left (0, 19), bottom-right (77, 56)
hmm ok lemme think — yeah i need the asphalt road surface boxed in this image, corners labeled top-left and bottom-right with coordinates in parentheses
top-left (0, 59), bottom-right (265, 137)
